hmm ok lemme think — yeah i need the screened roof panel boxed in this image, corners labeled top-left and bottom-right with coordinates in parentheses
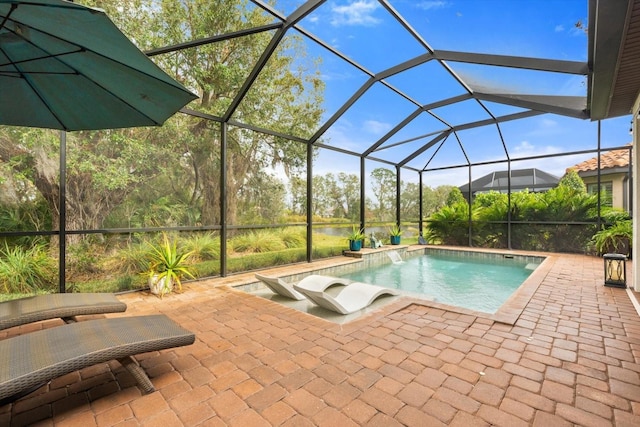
top-left (297, 30), bottom-right (373, 130)
top-left (383, 60), bottom-right (469, 106)
top-left (166, 30), bottom-right (276, 118)
top-left (232, 32), bottom-right (328, 139)
top-left (379, 112), bottom-right (449, 150)
top-left (429, 99), bottom-right (493, 127)
top-left (323, 81), bottom-right (419, 152)
top-left (476, 101), bottom-right (530, 117)
top-left (417, 134), bottom-right (470, 171)
top-left (386, 0), bottom-right (588, 60)
top-left (453, 126), bottom-right (508, 164)
top-left (142, 0), bottom-right (273, 50)
top-left (147, 0), bottom-right (631, 179)
top-left (448, 62), bottom-right (587, 97)
top-left (268, 0), bottom-right (314, 16)
top-left (372, 134), bottom-right (443, 166)
top-left (300, 1), bottom-right (428, 73)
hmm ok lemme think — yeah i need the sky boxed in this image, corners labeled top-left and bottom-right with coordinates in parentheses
top-left (266, 0), bottom-right (632, 188)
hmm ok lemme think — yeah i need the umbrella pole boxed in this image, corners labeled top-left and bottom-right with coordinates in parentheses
top-left (59, 131), bottom-right (66, 293)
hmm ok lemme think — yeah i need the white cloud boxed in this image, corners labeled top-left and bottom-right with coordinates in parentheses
top-left (555, 24), bottom-right (564, 32)
top-left (364, 119), bottom-right (392, 135)
top-left (330, 1), bottom-right (381, 27)
top-left (511, 140), bottom-right (560, 157)
top-left (415, 1), bottom-right (449, 10)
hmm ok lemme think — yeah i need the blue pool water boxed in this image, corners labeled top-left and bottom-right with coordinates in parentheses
top-left (338, 253), bottom-right (537, 313)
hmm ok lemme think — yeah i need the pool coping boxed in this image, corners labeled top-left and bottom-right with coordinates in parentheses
top-left (235, 245), bottom-right (556, 326)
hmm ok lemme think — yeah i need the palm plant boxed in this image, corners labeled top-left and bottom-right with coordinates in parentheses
top-left (425, 202), bottom-right (474, 245)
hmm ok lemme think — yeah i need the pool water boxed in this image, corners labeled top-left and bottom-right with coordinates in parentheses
top-left (338, 253), bottom-right (537, 313)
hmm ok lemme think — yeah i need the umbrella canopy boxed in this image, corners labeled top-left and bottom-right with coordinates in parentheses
top-left (0, 0), bottom-right (197, 131)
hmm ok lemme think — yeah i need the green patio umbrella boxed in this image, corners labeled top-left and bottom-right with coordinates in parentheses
top-left (0, 0), bottom-right (197, 131)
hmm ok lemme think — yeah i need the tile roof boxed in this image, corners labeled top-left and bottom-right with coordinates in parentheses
top-left (568, 143), bottom-right (632, 173)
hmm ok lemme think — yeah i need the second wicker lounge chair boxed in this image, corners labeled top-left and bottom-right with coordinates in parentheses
top-left (0, 314), bottom-right (195, 404)
top-left (0, 293), bottom-right (127, 331)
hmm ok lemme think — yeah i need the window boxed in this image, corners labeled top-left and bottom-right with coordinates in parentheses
top-left (587, 182), bottom-right (613, 207)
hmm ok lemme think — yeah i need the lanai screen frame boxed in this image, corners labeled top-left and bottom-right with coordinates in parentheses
top-left (2, 0), bottom-right (629, 291)
top-left (145, 0), bottom-right (612, 273)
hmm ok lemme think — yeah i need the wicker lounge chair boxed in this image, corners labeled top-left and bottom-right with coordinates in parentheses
top-left (0, 314), bottom-right (195, 404)
top-left (293, 275), bottom-right (399, 314)
top-left (0, 293), bottom-right (127, 331)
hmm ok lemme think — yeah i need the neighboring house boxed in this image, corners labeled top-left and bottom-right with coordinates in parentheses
top-left (568, 143), bottom-right (632, 212)
top-left (458, 168), bottom-right (560, 201)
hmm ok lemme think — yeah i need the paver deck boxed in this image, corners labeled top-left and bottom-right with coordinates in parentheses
top-left (1, 250), bottom-right (639, 426)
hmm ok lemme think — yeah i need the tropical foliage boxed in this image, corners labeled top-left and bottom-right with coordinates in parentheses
top-left (590, 209), bottom-right (633, 256)
top-left (425, 174), bottom-right (602, 253)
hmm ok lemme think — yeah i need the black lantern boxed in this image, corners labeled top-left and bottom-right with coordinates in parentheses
top-left (604, 253), bottom-right (627, 288)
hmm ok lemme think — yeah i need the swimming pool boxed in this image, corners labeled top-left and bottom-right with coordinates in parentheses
top-left (337, 252), bottom-right (539, 313)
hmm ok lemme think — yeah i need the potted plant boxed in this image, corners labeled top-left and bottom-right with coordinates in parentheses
top-left (346, 226), bottom-right (365, 251)
top-left (591, 220), bottom-right (632, 257)
top-left (146, 233), bottom-right (195, 298)
top-left (389, 224), bottom-right (402, 245)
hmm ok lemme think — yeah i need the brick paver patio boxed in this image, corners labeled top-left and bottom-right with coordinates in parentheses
top-left (1, 250), bottom-right (639, 426)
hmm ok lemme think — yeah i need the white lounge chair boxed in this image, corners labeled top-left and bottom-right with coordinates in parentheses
top-left (293, 275), bottom-right (399, 314)
top-left (255, 273), bottom-right (354, 301)
top-left (255, 273), bottom-right (307, 300)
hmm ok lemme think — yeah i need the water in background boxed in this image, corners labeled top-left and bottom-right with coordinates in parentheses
top-left (339, 254), bottom-right (535, 313)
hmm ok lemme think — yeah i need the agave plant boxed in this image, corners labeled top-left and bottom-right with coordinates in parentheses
top-left (389, 224), bottom-right (402, 237)
top-left (146, 233), bottom-right (194, 297)
top-left (346, 225), bottom-right (366, 242)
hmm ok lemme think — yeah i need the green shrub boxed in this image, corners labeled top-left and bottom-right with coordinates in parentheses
top-left (226, 248), bottom-right (306, 273)
top-left (104, 240), bottom-right (150, 275)
top-left (230, 230), bottom-right (286, 253)
top-left (67, 241), bottom-right (101, 276)
top-left (600, 209), bottom-right (631, 224)
top-left (279, 227), bottom-right (306, 248)
top-left (0, 244), bottom-right (56, 294)
top-left (312, 245), bottom-right (344, 259)
top-left (425, 201), bottom-right (473, 245)
top-left (181, 233), bottom-right (220, 261)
